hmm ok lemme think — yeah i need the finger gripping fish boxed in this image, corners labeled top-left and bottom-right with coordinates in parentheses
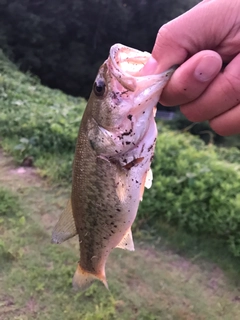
top-left (52, 44), bottom-right (175, 291)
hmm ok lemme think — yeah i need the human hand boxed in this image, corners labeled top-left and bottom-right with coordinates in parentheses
top-left (143, 0), bottom-right (240, 135)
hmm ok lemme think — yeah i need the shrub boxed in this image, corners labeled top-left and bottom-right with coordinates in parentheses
top-left (164, 112), bottom-right (240, 148)
top-left (0, 50), bottom-right (86, 181)
top-left (139, 128), bottom-right (240, 256)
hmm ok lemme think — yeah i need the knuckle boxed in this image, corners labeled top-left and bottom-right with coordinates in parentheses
top-left (180, 105), bottom-right (202, 122)
top-left (209, 119), bottom-right (225, 136)
top-left (224, 71), bottom-right (240, 100)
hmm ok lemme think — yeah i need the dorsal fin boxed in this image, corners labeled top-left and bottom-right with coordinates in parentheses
top-left (51, 199), bottom-right (77, 244)
top-left (116, 228), bottom-right (135, 251)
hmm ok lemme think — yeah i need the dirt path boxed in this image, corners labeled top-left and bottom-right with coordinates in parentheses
top-left (1, 149), bottom-right (240, 320)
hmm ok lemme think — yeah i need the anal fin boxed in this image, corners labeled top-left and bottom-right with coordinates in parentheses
top-left (116, 228), bottom-right (135, 251)
top-left (51, 199), bottom-right (77, 244)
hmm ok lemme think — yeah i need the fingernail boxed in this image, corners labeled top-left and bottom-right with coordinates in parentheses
top-left (140, 56), bottom-right (159, 75)
top-left (194, 55), bottom-right (221, 82)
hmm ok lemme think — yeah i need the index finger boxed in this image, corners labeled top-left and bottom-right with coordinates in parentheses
top-left (145, 0), bottom-right (237, 74)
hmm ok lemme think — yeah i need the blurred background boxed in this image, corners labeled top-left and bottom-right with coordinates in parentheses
top-left (1, 1), bottom-right (240, 319)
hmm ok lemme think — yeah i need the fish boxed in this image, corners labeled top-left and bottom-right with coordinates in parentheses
top-left (52, 43), bottom-right (175, 291)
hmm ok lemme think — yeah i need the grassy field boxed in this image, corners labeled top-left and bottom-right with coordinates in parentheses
top-left (1, 151), bottom-right (240, 320)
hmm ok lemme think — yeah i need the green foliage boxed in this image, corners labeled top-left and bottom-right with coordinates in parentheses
top-left (139, 128), bottom-right (240, 256)
top-left (165, 112), bottom-right (240, 148)
top-left (0, 187), bottom-right (19, 217)
top-left (0, 188), bottom-right (24, 262)
top-left (0, 50), bottom-right (85, 181)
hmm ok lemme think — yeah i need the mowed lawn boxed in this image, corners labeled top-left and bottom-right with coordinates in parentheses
top-left (1, 152), bottom-right (240, 320)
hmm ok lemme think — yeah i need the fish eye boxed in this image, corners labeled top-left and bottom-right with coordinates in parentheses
top-left (93, 80), bottom-right (106, 97)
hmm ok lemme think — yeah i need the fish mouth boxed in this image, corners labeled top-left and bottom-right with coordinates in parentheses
top-left (108, 43), bottom-right (176, 105)
top-left (108, 44), bottom-right (151, 91)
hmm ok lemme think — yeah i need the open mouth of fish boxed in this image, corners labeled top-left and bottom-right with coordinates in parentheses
top-left (106, 43), bottom-right (176, 120)
top-left (108, 43), bottom-right (175, 101)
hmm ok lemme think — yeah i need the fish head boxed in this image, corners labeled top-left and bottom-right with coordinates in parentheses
top-left (88, 44), bottom-right (175, 153)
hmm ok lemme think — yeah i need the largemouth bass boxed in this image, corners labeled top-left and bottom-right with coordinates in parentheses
top-left (52, 44), bottom-right (175, 290)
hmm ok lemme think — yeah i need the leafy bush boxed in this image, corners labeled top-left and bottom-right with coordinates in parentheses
top-left (0, 50), bottom-right (86, 181)
top-left (139, 128), bottom-right (240, 256)
top-left (165, 112), bottom-right (240, 148)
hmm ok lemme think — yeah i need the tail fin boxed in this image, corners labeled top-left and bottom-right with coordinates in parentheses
top-left (72, 264), bottom-right (108, 291)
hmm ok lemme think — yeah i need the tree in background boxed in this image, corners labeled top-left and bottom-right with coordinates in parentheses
top-left (0, 0), bottom-right (198, 97)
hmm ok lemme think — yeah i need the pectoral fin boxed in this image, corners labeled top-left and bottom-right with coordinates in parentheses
top-left (116, 228), bottom-right (135, 251)
top-left (51, 199), bottom-right (77, 244)
top-left (139, 168), bottom-right (153, 201)
top-left (145, 168), bottom-right (153, 189)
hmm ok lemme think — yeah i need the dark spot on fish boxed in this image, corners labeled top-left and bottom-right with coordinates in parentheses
top-left (109, 215), bottom-right (113, 218)
top-left (127, 114), bottom-right (133, 121)
top-left (148, 145), bottom-right (153, 152)
top-left (184, 88), bottom-right (187, 91)
top-left (116, 209), bottom-right (121, 212)
top-left (125, 243), bottom-right (128, 246)
top-left (114, 225), bottom-right (117, 228)
top-left (122, 129), bottom-right (132, 137)
top-left (126, 141), bottom-right (131, 145)
top-left (136, 180), bottom-right (139, 183)
top-left (143, 111), bottom-right (145, 114)
top-left (120, 90), bottom-right (129, 95)
top-left (111, 230), bottom-right (115, 234)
